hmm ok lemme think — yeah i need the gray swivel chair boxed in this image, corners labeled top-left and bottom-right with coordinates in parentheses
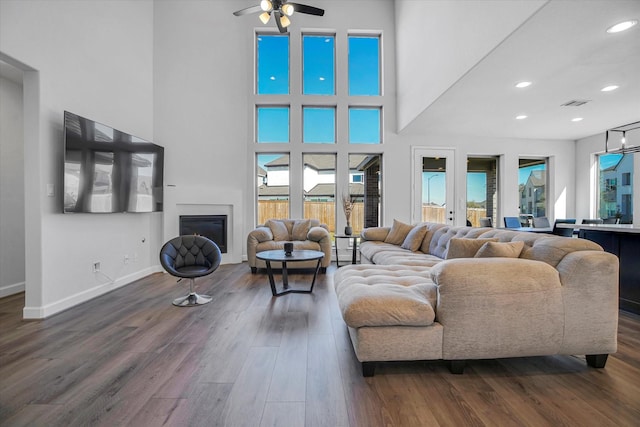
top-left (479, 217), bottom-right (493, 227)
top-left (159, 235), bottom-right (221, 307)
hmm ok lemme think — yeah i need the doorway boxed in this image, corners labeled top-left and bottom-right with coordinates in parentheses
top-left (412, 148), bottom-right (455, 225)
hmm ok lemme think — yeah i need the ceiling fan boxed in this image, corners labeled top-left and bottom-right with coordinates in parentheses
top-left (233, 0), bottom-right (325, 33)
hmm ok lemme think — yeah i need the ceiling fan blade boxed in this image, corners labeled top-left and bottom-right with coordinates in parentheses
top-left (288, 2), bottom-right (324, 16)
top-left (233, 4), bottom-right (262, 16)
top-left (273, 10), bottom-right (287, 33)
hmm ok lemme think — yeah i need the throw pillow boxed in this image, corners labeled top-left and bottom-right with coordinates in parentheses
top-left (401, 224), bottom-right (428, 252)
top-left (475, 240), bottom-right (525, 258)
top-left (384, 219), bottom-right (414, 245)
top-left (445, 237), bottom-right (499, 259)
top-left (291, 219), bottom-right (311, 241)
top-left (266, 219), bottom-right (289, 241)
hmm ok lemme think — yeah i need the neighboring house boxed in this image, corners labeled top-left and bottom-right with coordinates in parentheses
top-left (257, 165), bottom-right (266, 187)
top-left (520, 170), bottom-right (546, 218)
top-left (259, 154), bottom-right (371, 200)
top-left (600, 154), bottom-right (634, 223)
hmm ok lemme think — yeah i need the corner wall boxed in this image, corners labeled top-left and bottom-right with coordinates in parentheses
top-left (0, 0), bottom-right (159, 318)
top-left (0, 74), bottom-right (25, 297)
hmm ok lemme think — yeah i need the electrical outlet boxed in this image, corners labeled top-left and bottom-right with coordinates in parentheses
top-left (124, 255), bottom-right (129, 265)
top-left (93, 262), bottom-right (101, 273)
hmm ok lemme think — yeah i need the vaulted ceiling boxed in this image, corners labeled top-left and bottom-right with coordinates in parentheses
top-left (397, 0), bottom-right (640, 141)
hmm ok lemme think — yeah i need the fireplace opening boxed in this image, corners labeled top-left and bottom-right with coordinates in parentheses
top-left (179, 215), bottom-right (227, 253)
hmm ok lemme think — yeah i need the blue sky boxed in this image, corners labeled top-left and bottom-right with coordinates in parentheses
top-left (257, 34), bottom-right (379, 144)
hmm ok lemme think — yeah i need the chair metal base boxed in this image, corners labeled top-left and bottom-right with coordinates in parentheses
top-left (172, 292), bottom-right (212, 307)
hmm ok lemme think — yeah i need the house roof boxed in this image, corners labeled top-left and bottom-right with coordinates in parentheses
top-left (305, 182), bottom-right (364, 197)
top-left (527, 170), bottom-right (546, 187)
top-left (258, 185), bottom-right (289, 197)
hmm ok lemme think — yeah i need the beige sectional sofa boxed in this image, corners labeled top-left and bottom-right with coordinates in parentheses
top-left (334, 221), bottom-right (619, 376)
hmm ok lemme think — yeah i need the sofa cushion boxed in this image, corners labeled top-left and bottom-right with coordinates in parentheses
top-left (266, 220), bottom-right (290, 241)
top-left (446, 237), bottom-right (498, 259)
top-left (291, 219), bottom-right (311, 240)
top-left (384, 219), bottom-right (414, 245)
top-left (401, 224), bottom-right (428, 251)
top-left (522, 236), bottom-right (603, 267)
top-left (334, 265), bottom-right (437, 328)
top-left (475, 240), bottom-right (525, 258)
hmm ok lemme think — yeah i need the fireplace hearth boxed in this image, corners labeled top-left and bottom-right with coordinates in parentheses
top-left (179, 215), bottom-right (227, 253)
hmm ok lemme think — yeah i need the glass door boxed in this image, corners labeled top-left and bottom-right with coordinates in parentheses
top-left (412, 148), bottom-right (455, 225)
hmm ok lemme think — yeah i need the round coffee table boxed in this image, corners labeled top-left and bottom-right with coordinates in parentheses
top-left (256, 249), bottom-right (325, 296)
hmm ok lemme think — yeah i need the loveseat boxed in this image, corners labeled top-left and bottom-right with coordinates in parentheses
top-left (247, 218), bottom-right (332, 273)
top-left (334, 220), bottom-right (619, 376)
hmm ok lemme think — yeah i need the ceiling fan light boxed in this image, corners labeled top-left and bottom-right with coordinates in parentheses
top-left (259, 11), bottom-right (271, 24)
top-left (280, 14), bottom-right (291, 28)
top-left (282, 3), bottom-right (295, 16)
top-left (260, 0), bottom-right (273, 12)
top-left (606, 19), bottom-right (638, 33)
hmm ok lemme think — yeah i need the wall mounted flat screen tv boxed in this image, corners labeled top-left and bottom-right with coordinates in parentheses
top-left (63, 111), bottom-right (164, 213)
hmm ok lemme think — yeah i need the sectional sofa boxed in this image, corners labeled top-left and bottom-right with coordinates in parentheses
top-left (334, 220), bottom-right (619, 376)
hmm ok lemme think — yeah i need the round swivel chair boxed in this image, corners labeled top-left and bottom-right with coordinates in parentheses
top-left (159, 235), bottom-right (221, 307)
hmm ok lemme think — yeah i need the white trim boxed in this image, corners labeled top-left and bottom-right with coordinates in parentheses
top-left (22, 266), bottom-right (162, 319)
top-left (0, 281), bottom-right (25, 298)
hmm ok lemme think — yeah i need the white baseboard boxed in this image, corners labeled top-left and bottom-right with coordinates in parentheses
top-left (22, 266), bottom-right (164, 319)
top-left (0, 281), bottom-right (25, 298)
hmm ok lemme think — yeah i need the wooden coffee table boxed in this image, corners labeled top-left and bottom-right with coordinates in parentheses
top-left (256, 249), bottom-right (325, 296)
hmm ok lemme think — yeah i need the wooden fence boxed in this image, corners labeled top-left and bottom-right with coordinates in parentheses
top-left (259, 201), bottom-right (487, 232)
top-left (422, 206), bottom-right (488, 227)
top-left (258, 201), bottom-right (364, 234)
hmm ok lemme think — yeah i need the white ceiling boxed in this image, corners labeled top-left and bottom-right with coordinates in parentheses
top-left (401, 0), bottom-right (640, 141)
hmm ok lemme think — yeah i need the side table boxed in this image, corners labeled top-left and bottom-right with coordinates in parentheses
top-left (334, 235), bottom-right (360, 267)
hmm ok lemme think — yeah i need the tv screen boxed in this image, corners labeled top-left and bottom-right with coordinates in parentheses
top-left (63, 111), bottom-right (164, 213)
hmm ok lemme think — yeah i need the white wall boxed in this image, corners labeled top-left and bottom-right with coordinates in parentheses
top-left (0, 74), bottom-right (25, 297)
top-left (0, 0), bottom-right (159, 318)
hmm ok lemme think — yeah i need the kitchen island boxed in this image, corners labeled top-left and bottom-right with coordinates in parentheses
top-left (574, 224), bottom-right (640, 315)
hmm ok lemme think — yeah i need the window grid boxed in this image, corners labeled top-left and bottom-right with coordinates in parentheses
top-left (253, 30), bottom-right (385, 229)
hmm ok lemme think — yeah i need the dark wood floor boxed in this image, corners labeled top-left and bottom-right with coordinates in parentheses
top-left (1, 262), bottom-right (639, 427)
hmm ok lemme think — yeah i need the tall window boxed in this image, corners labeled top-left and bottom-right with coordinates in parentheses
top-left (257, 153), bottom-right (289, 223)
top-left (349, 154), bottom-right (381, 234)
top-left (348, 36), bottom-right (380, 96)
top-left (303, 154), bottom-right (336, 232)
top-left (597, 153), bottom-right (633, 223)
top-left (519, 158), bottom-right (547, 220)
top-left (467, 157), bottom-right (498, 227)
top-left (256, 35), bottom-right (289, 94)
top-left (303, 35), bottom-right (335, 95)
top-left (253, 30), bottom-right (385, 231)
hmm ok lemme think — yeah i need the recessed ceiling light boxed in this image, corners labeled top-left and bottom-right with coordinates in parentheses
top-left (572, 117), bottom-right (583, 122)
top-left (606, 20), bottom-right (638, 33)
top-left (515, 81), bottom-right (532, 88)
top-left (601, 85), bottom-right (619, 92)
top-left (516, 115), bottom-right (527, 120)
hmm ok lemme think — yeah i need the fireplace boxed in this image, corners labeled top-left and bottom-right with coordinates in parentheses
top-left (179, 215), bottom-right (227, 253)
